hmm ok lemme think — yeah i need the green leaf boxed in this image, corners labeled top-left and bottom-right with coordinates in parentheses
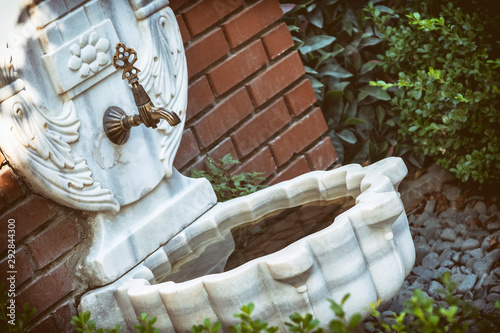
top-left (299, 35), bottom-right (336, 54)
top-left (348, 313), bottom-right (362, 329)
top-left (341, 117), bottom-right (367, 126)
top-left (320, 64), bottom-right (353, 78)
top-left (328, 320), bottom-right (347, 333)
top-left (337, 129), bottom-right (357, 145)
top-left (360, 61), bottom-right (380, 75)
top-left (358, 85), bottom-right (391, 101)
top-left (308, 7), bottom-right (324, 28)
top-left (373, 5), bottom-right (394, 14)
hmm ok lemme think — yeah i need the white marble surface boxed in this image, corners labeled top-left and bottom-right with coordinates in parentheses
top-left (0, 0), bottom-right (186, 211)
top-left (80, 158), bottom-right (415, 331)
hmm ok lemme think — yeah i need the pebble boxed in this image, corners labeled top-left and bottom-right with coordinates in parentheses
top-left (474, 201), bottom-right (487, 215)
top-left (440, 228), bottom-right (457, 242)
top-left (486, 293), bottom-right (500, 303)
top-left (461, 238), bottom-right (480, 251)
top-left (424, 200), bottom-right (436, 213)
top-left (414, 243), bottom-right (430, 265)
top-left (429, 280), bottom-right (444, 298)
top-left (412, 266), bottom-right (435, 279)
top-left (456, 274), bottom-right (478, 294)
top-left (454, 224), bottom-right (467, 236)
top-left (487, 222), bottom-right (500, 232)
top-left (458, 209), bottom-right (479, 225)
top-left (444, 186), bottom-right (461, 201)
top-left (441, 259), bottom-right (454, 268)
top-left (422, 252), bottom-right (439, 269)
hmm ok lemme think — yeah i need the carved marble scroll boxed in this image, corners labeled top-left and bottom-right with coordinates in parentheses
top-left (0, 43), bottom-right (119, 212)
top-left (138, 7), bottom-right (188, 177)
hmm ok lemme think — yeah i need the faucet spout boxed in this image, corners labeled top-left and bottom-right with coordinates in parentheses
top-left (150, 107), bottom-right (181, 126)
top-left (103, 42), bottom-right (183, 145)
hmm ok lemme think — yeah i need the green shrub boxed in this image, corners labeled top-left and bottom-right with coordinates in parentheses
top-left (281, 0), bottom-right (400, 165)
top-left (190, 154), bottom-right (267, 202)
top-left (367, 1), bottom-right (500, 184)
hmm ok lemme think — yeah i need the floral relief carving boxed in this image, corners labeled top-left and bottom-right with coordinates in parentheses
top-left (68, 32), bottom-right (110, 77)
top-left (0, 42), bottom-right (120, 212)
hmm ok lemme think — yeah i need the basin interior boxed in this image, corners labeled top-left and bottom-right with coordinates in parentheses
top-left (158, 195), bottom-right (355, 283)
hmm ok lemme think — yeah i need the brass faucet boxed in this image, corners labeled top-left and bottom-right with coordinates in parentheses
top-left (103, 43), bottom-right (181, 145)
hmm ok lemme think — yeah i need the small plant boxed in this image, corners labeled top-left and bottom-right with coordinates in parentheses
top-left (367, 1), bottom-right (500, 184)
top-left (191, 303), bottom-right (278, 333)
top-left (69, 271), bottom-right (500, 333)
top-left (190, 154), bottom-right (267, 202)
top-left (134, 313), bottom-right (160, 333)
top-left (71, 311), bottom-right (120, 333)
top-left (0, 284), bottom-right (36, 333)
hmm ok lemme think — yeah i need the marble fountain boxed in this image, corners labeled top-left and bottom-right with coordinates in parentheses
top-left (0, 0), bottom-right (415, 331)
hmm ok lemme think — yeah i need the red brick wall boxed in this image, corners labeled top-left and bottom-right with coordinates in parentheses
top-left (0, 153), bottom-right (82, 333)
top-left (0, 0), bottom-right (337, 331)
top-left (172, 0), bottom-right (337, 183)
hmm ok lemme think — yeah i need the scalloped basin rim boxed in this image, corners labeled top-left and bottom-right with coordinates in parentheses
top-left (79, 157), bottom-right (415, 332)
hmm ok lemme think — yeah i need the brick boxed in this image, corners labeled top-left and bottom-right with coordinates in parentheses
top-left (233, 147), bottom-right (277, 179)
top-left (269, 107), bottom-right (328, 166)
top-left (306, 137), bottom-right (338, 171)
top-left (247, 51), bottom-right (305, 106)
top-left (27, 215), bottom-right (80, 269)
top-left (183, 0), bottom-right (244, 36)
top-left (0, 196), bottom-right (57, 252)
top-left (269, 156), bottom-right (310, 185)
top-left (284, 78), bottom-right (317, 116)
top-left (185, 28), bottom-right (229, 79)
top-left (176, 15), bottom-right (191, 44)
top-left (169, 0), bottom-right (190, 12)
top-left (173, 129), bottom-right (200, 169)
top-left (18, 262), bottom-right (75, 315)
top-left (208, 137), bottom-right (238, 162)
top-left (0, 167), bottom-right (22, 203)
top-left (186, 76), bottom-right (214, 121)
top-left (53, 302), bottom-right (78, 332)
top-left (208, 40), bottom-right (268, 96)
top-left (231, 98), bottom-right (290, 157)
top-left (222, 0), bottom-right (283, 48)
top-left (0, 248), bottom-right (33, 286)
top-left (29, 315), bottom-right (58, 333)
top-left (193, 88), bottom-right (254, 147)
top-left (261, 22), bottom-right (294, 59)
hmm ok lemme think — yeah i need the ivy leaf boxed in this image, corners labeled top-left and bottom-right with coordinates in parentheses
top-left (299, 35), bottom-right (336, 54)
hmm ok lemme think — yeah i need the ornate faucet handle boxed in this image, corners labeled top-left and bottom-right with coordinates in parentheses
top-left (112, 43), bottom-right (140, 84)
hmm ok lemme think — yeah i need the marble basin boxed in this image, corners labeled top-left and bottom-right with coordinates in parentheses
top-left (80, 157), bottom-right (415, 331)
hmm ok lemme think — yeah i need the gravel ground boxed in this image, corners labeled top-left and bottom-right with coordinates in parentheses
top-left (363, 178), bottom-right (500, 331)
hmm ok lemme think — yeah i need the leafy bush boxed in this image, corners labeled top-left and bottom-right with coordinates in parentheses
top-left (190, 154), bottom-right (267, 202)
top-left (281, 0), bottom-right (400, 165)
top-left (367, 1), bottom-right (500, 184)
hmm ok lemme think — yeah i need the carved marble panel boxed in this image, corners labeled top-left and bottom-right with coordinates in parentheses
top-left (2, 0), bottom-right (189, 209)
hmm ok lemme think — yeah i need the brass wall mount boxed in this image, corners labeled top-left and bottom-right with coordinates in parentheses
top-left (103, 43), bottom-right (181, 145)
